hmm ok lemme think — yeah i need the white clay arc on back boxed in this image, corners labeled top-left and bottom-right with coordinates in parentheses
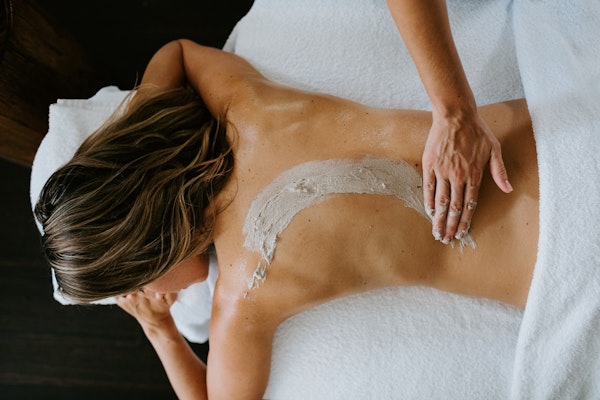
top-left (242, 157), bottom-right (475, 290)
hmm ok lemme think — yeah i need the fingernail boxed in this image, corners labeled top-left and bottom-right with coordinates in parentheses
top-left (455, 231), bottom-right (464, 240)
top-left (441, 237), bottom-right (450, 245)
top-left (505, 180), bottom-right (513, 192)
top-left (433, 230), bottom-right (442, 240)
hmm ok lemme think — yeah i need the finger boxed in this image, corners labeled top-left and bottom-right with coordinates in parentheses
top-left (456, 184), bottom-right (479, 240)
top-left (115, 293), bottom-right (137, 313)
top-left (164, 292), bottom-right (178, 306)
top-left (422, 165), bottom-right (436, 218)
top-left (117, 291), bottom-right (136, 301)
top-left (489, 145), bottom-right (513, 193)
top-left (444, 182), bottom-right (465, 243)
top-left (152, 291), bottom-right (176, 305)
top-left (432, 177), bottom-right (450, 241)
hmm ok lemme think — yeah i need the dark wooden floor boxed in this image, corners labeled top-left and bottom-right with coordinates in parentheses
top-left (0, 1), bottom-right (253, 398)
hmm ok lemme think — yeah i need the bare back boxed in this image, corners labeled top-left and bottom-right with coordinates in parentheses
top-left (206, 82), bottom-right (538, 399)
top-left (212, 82), bottom-right (537, 312)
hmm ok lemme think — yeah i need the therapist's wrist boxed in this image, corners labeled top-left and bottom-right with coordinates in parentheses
top-left (426, 68), bottom-right (477, 119)
top-left (431, 93), bottom-right (477, 122)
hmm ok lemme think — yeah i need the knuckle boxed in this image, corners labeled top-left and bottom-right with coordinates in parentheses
top-left (491, 140), bottom-right (502, 152)
top-left (470, 168), bottom-right (483, 185)
top-left (466, 199), bottom-right (478, 210)
top-left (449, 202), bottom-right (462, 217)
top-left (422, 156), bottom-right (436, 171)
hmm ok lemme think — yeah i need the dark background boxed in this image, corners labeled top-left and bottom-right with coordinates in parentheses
top-left (0, 1), bottom-right (253, 398)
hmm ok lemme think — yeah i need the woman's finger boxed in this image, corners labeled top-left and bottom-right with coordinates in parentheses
top-left (164, 292), bottom-right (178, 306)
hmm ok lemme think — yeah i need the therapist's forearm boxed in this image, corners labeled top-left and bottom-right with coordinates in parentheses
top-left (386, 0), bottom-right (476, 116)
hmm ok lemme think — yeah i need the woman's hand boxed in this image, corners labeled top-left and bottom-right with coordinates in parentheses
top-left (423, 110), bottom-right (512, 243)
top-left (116, 290), bottom-right (178, 332)
top-left (118, 290), bottom-right (210, 400)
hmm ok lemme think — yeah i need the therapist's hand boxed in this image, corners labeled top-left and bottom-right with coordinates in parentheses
top-left (385, 0), bottom-right (513, 244)
top-left (423, 109), bottom-right (512, 244)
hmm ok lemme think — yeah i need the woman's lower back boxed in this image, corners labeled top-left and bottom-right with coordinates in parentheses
top-left (217, 96), bottom-right (538, 314)
top-left (285, 98), bottom-right (536, 308)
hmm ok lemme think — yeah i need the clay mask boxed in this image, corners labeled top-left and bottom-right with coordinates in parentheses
top-left (242, 157), bottom-right (475, 290)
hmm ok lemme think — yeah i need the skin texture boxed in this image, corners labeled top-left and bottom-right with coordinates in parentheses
top-left (116, 40), bottom-right (539, 399)
top-left (386, 0), bottom-right (513, 243)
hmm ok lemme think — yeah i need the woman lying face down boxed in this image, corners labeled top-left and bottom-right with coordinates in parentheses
top-left (35, 39), bottom-right (538, 400)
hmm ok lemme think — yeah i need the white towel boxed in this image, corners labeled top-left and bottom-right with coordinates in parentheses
top-left (226, 0), bottom-right (524, 109)
top-left (30, 86), bottom-right (129, 234)
top-left (510, 1), bottom-right (600, 397)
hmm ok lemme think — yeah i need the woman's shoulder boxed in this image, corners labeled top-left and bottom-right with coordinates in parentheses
top-left (210, 261), bottom-right (285, 329)
top-left (227, 76), bottom-right (358, 128)
top-left (207, 278), bottom-right (277, 399)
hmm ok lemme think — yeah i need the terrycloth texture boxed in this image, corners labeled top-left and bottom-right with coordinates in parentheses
top-left (267, 290), bottom-right (521, 399)
top-left (29, 87), bottom-right (217, 343)
top-left (510, 1), bottom-right (600, 398)
top-left (30, 86), bottom-right (128, 306)
top-left (30, 86), bottom-right (129, 237)
top-left (226, 0), bottom-right (524, 110)
top-left (224, 0), bottom-right (525, 398)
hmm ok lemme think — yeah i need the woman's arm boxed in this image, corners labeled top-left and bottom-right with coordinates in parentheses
top-left (385, 0), bottom-right (512, 243)
top-left (117, 289), bottom-right (276, 400)
top-left (129, 40), bottom-right (187, 108)
top-left (136, 39), bottom-right (265, 118)
top-left (206, 292), bottom-right (276, 400)
top-left (116, 292), bottom-right (208, 400)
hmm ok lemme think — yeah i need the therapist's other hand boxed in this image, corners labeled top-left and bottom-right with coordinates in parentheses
top-left (422, 110), bottom-right (513, 244)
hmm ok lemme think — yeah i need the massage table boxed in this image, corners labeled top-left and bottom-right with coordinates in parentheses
top-left (30, 0), bottom-right (600, 398)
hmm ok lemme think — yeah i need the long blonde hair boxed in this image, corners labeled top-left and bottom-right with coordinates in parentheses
top-left (35, 86), bottom-right (233, 303)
